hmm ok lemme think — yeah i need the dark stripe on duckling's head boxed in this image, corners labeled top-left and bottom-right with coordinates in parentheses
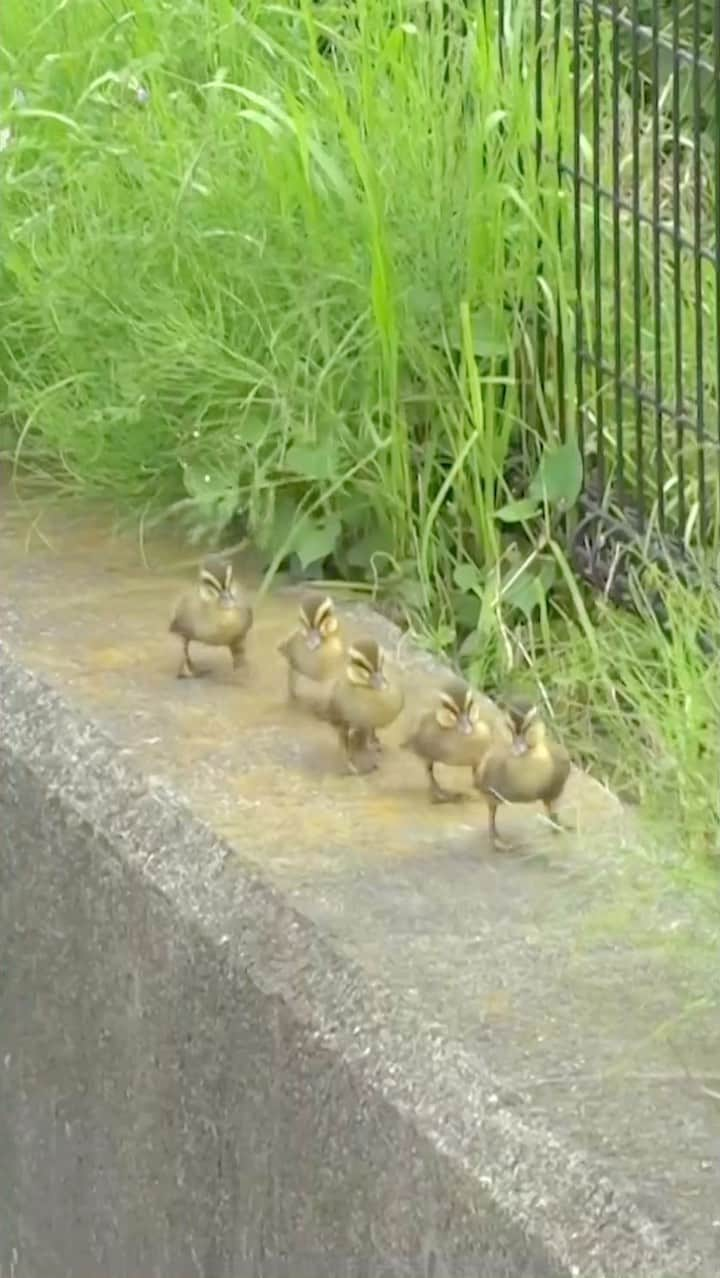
top-left (299, 592), bottom-right (334, 631)
top-left (347, 637), bottom-right (382, 674)
top-left (200, 555), bottom-right (233, 593)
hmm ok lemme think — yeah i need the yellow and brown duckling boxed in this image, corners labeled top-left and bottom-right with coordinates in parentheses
top-left (277, 592), bottom-right (344, 700)
top-left (403, 678), bottom-right (512, 803)
top-left (326, 637), bottom-right (404, 773)
top-left (169, 555), bottom-right (253, 679)
top-left (473, 703), bottom-right (571, 848)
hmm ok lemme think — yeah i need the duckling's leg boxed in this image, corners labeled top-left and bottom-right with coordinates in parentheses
top-left (487, 797), bottom-right (501, 846)
top-left (487, 799), bottom-right (513, 851)
top-left (543, 801), bottom-right (566, 832)
top-left (177, 639), bottom-right (197, 679)
top-left (427, 762), bottom-right (462, 804)
top-left (345, 728), bottom-right (378, 775)
top-left (368, 729), bottom-right (382, 753)
top-left (229, 639), bottom-right (246, 671)
top-left (287, 667), bottom-right (298, 701)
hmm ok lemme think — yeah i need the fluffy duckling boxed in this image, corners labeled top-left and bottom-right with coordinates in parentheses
top-left (327, 637), bottom-right (404, 773)
top-left (403, 678), bottom-right (511, 803)
top-left (278, 592), bottom-right (344, 700)
top-left (169, 555), bottom-right (253, 678)
top-left (474, 704), bottom-right (571, 847)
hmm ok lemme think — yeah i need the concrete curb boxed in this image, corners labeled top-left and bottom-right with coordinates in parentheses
top-left (0, 637), bottom-right (702, 1277)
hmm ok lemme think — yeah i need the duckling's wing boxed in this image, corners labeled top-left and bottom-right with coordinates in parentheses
top-left (545, 744), bottom-right (571, 799)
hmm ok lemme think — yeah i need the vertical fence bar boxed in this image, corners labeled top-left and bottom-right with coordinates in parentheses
top-left (714, 0), bottom-right (720, 516)
top-left (671, 0), bottom-right (686, 533)
top-left (650, 0), bottom-right (664, 528)
top-left (630, 0), bottom-right (644, 524)
top-left (691, 0), bottom-right (706, 541)
top-left (535, 0), bottom-right (546, 414)
top-left (555, 0), bottom-right (567, 442)
top-left (590, 0), bottom-right (604, 486)
top-left (610, 0), bottom-right (624, 504)
top-left (572, 0), bottom-right (584, 457)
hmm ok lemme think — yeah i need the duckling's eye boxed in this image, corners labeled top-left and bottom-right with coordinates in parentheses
top-left (436, 705), bottom-right (457, 729)
top-left (200, 571), bottom-right (222, 595)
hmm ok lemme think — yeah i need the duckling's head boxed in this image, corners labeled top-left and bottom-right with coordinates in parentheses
top-left (435, 679), bottom-right (479, 736)
top-left (511, 704), bottom-right (546, 754)
top-left (199, 556), bottom-right (235, 607)
top-left (346, 638), bottom-right (387, 689)
top-left (299, 592), bottom-right (339, 651)
top-left (499, 691), bottom-right (538, 736)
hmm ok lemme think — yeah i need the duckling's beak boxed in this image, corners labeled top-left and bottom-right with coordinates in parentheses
top-left (219, 590), bottom-right (235, 609)
top-left (457, 713), bottom-right (474, 735)
top-left (306, 628), bottom-right (322, 651)
top-left (369, 671), bottom-right (387, 690)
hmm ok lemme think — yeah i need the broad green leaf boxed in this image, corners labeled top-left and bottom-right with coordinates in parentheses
top-left (294, 515), bottom-right (341, 569)
top-left (502, 558), bottom-right (557, 619)
top-left (182, 463), bottom-right (236, 502)
top-left (396, 577), bottom-right (427, 609)
top-left (529, 439), bottom-right (583, 510)
top-left (238, 415), bottom-right (269, 445)
top-left (454, 562), bottom-right (483, 593)
top-left (537, 558), bottom-right (557, 592)
top-left (256, 491), bottom-right (296, 553)
top-left (503, 570), bottom-right (545, 619)
top-left (451, 590), bottom-right (481, 630)
top-left (345, 525), bottom-right (393, 567)
top-left (459, 628), bottom-right (483, 658)
top-left (495, 497), bottom-right (541, 523)
top-left (285, 443), bottom-right (336, 481)
top-left (445, 305), bottom-right (509, 359)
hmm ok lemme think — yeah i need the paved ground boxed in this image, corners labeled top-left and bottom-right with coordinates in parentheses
top-left (1, 496), bottom-right (719, 1272)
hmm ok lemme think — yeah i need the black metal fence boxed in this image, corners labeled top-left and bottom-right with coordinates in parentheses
top-left (533, 0), bottom-right (720, 550)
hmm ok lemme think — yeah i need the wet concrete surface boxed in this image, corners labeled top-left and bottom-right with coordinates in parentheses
top-left (1, 495), bottom-right (719, 1269)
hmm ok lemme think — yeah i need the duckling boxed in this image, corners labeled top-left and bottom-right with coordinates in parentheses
top-left (278, 592), bottom-right (344, 700)
top-left (474, 704), bottom-right (571, 847)
top-left (326, 637), bottom-right (404, 773)
top-left (169, 555), bottom-right (253, 678)
top-left (403, 678), bottom-right (511, 803)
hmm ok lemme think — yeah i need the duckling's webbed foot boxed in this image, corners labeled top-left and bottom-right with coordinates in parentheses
top-left (428, 764), bottom-right (462, 805)
top-left (177, 641), bottom-right (197, 679)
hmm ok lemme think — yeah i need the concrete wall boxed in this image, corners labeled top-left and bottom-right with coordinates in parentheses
top-left (0, 647), bottom-right (698, 1278)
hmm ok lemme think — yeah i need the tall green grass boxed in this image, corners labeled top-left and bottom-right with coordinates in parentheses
top-left (1, 1), bottom-right (718, 870)
top-left (1, 0), bottom-right (564, 562)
